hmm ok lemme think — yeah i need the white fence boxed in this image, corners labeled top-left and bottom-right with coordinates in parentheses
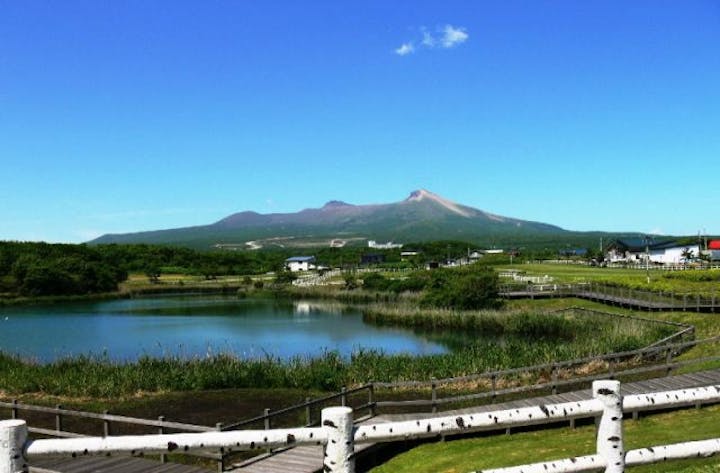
top-left (2, 380), bottom-right (720, 473)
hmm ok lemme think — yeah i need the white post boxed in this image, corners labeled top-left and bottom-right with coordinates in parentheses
top-left (0, 420), bottom-right (27, 473)
top-left (593, 380), bottom-right (624, 473)
top-left (321, 407), bottom-right (354, 473)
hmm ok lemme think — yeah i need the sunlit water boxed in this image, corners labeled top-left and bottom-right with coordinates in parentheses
top-left (0, 296), bottom-right (448, 362)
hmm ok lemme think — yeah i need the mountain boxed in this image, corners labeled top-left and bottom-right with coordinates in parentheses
top-left (89, 189), bottom-right (573, 249)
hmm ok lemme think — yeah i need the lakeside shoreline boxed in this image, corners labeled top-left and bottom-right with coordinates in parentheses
top-left (0, 282), bottom-right (254, 307)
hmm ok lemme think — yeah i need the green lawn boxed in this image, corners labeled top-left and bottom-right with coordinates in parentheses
top-left (498, 263), bottom-right (645, 283)
top-left (497, 263), bottom-right (720, 295)
top-left (371, 405), bottom-right (720, 473)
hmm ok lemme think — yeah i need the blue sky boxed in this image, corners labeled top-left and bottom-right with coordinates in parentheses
top-left (2, 1), bottom-right (719, 243)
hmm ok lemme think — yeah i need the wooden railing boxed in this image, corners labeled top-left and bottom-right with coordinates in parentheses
top-left (0, 401), bottom-right (225, 469)
top-left (0, 385), bottom-right (377, 472)
top-left (220, 384), bottom-right (376, 430)
top-left (4, 381), bottom-right (720, 473)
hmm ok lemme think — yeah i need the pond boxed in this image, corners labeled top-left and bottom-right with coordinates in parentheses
top-left (0, 296), bottom-right (449, 362)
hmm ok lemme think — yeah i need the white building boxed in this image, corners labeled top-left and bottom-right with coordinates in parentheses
top-left (367, 240), bottom-right (403, 249)
top-left (285, 256), bottom-right (316, 272)
top-left (606, 239), bottom-right (700, 265)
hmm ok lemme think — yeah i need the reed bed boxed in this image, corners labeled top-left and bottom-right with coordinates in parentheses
top-left (363, 305), bottom-right (671, 344)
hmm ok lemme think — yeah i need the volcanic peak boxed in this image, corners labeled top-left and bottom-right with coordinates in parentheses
top-left (405, 189), bottom-right (472, 218)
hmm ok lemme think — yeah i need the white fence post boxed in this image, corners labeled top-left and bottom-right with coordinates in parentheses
top-left (593, 380), bottom-right (624, 473)
top-left (0, 419), bottom-right (27, 473)
top-left (322, 406), bottom-right (354, 473)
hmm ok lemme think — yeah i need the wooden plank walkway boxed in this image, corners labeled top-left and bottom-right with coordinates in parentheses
top-left (30, 456), bottom-right (209, 473)
top-left (229, 369), bottom-right (720, 473)
top-left (500, 287), bottom-right (720, 312)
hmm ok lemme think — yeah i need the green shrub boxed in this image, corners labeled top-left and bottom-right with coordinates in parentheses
top-left (421, 267), bottom-right (501, 310)
top-left (361, 272), bottom-right (391, 291)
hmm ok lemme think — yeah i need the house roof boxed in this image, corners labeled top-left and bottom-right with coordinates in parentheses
top-left (285, 256), bottom-right (316, 262)
top-left (608, 239), bottom-right (681, 252)
top-left (709, 240), bottom-right (720, 250)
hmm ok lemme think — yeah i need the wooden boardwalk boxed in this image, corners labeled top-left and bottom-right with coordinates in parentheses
top-left (501, 287), bottom-right (720, 312)
top-left (228, 369), bottom-right (720, 473)
top-left (30, 456), bottom-right (209, 473)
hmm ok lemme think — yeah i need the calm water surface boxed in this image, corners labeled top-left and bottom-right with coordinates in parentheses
top-left (0, 296), bottom-right (448, 362)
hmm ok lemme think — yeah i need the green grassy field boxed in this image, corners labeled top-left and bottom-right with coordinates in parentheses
top-left (371, 405), bottom-right (720, 473)
top-left (498, 263), bottom-right (645, 283)
top-left (497, 263), bottom-right (720, 296)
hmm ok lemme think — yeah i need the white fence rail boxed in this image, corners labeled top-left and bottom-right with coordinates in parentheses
top-left (2, 381), bottom-right (720, 473)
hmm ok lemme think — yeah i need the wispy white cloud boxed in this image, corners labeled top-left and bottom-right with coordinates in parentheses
top-left (421, 29), bottom-right (436, 47)
top-left (440, 24), bottom-right (468, 48)
top-left (394, 42), bottom-right (415, 56)
top-left (395, 24), bottom-right (468, 56)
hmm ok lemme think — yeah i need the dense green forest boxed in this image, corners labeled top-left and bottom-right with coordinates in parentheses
top-left (0, 242), bottom-right (283, 297)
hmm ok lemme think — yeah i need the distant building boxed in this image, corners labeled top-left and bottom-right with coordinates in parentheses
top-left (605, 239), bottom-right (699, 265)
top-left (368, 240), bottom-right (403, 249)
top-left (285, 256), bottom-right (316, 272)
top-left (400, 250), bottom-right (420, 261)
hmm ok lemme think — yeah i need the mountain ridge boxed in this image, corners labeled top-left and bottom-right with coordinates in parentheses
top-left (90, 189), bottom-right (571, 249)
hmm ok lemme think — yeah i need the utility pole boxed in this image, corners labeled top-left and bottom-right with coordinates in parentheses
top-left (644, 235), bottom-right (651, 284)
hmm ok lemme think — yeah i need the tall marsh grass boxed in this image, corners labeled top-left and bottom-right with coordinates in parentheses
top-left (363, 305), bottom-right (671, 343)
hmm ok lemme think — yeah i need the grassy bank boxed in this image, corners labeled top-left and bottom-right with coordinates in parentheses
top-left (0, 345), bottom-right (624, 398)
top-left (0, 291), bottom-right (127, 307)
top-left (371, 404), bottom-right (720, 473)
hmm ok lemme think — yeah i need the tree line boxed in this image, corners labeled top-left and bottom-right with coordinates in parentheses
top-left (0, 242), bottom-right (288, 297)
top-left (0, 239), bottom-right (552, 300)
